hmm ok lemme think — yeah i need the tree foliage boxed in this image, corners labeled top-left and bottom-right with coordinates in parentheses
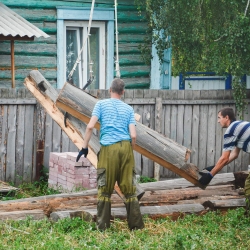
top-left (135, 0), bottom-right (250, 116)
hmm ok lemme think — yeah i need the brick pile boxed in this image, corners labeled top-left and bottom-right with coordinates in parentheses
top-left (48, 152), bottom-right (97, 192)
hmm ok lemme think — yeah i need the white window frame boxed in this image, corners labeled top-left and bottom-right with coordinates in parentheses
top-left (57, 7), bottom-right (114, 89)
top-left (65, 21), bottom-right (106, 88)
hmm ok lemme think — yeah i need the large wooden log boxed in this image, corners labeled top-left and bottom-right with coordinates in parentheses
top-left (50, 203), bottom-right (206, 222)
top-left (203, 198), bottom-right (246, 210)
top-left (56, 81), bottom-right (204, 188)
top-left (0, 174), bottom-right (239, 214)
top-left (0, 210), bottom-right (46, 221)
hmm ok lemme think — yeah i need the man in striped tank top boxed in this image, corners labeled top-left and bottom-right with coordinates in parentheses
top-left (198, 107), bottom-right (250, 216)
top-left (76, 78), bottom-right (144, 230)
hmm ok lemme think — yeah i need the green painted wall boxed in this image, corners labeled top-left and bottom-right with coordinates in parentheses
top-left (0, 0), bottom-right (150, 89)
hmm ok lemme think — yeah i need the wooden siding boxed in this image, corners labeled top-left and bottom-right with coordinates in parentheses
top-left (1, 88), bottom-right (250, 184)
top-left (0, 0), bottom-right (149, 89)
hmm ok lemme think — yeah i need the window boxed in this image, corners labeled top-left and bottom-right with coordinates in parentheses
top-left (57, 8), bottom-right (114, 89)
top-left (65, 21), bottom-right (105, 89)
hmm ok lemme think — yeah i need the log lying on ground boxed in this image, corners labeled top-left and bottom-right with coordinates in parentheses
top-left (56, 81), bottom-right (204, 188)
top-left (234, 171), bottom-right (249, 189)
top-left (203, 198), bottom-right (246, 210)
top-left (50, 203), bottom-right (206, 222)
top-left (140, 172), bottom-right (235, 191)
top-left (0, 173), bottom-right (240, 214)
top-left (0, 210), bottom-right (46, 221)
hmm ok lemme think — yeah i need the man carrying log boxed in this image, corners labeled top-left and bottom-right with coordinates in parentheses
top-left (76, 78), bottom-right (144, 230)
top-left (198, 107), bottom-right (250, 215)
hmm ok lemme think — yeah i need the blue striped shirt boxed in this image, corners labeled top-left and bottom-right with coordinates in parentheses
top-left (223, 121), bottom-right (250, 152)
top-left (92, 98), bottom-right (136, 146)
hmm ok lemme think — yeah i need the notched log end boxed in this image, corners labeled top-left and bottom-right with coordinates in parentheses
top-left (185, 149), bottom-right (191, 161)
top-left (181, 163), bottom-right (199, 180)
top-left (38, 81), bottom-right (46, 92)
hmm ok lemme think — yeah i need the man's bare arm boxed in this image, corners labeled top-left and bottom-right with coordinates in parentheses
top-left (82, 116), bottom-right (99, 148)
top-left (210, 147), bottom-right (240, 176)
top-left (129, 124), bottom-right (136, 148)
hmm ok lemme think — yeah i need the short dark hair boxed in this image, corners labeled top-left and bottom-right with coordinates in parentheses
top-left (110, 78), bottom-right (125, 95)
top-left (218, 107), bottom-right (236, 122)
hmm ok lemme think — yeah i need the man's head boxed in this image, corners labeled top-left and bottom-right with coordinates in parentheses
top-left (217, 107), bottom-right (236, 128)
top-left (110, 78), bottom-right (125, 95)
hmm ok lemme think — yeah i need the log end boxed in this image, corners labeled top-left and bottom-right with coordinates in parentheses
top-left (181, 163), bottom-right (199, 180)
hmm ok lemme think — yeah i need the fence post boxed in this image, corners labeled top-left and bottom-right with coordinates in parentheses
top-left (154, 97), bottom-right (162, 180)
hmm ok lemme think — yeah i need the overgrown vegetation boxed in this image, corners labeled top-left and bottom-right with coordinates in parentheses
top-left (139, 176), bottom-right (157, 183)
top-left (135, 0), bottom-right (250, 117)
top-left (0, 168), bottom-right (60, 201)
top-left (0, 208), bottom-right (249, 249)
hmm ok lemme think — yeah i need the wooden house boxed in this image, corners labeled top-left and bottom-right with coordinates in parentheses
top-left (0, 0), bottom-right (150, 90)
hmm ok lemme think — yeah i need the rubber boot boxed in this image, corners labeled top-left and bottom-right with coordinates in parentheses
top-left (136, 183), bottom-right (145, 201)
top-left (96, 200), bottom-right (111, 230)
top-left (125, 198), bottom-right (144, 230)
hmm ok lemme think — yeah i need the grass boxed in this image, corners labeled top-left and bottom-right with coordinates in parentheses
top-left (0, 209), bottom-right (249, 249)
top-left (0, 173), bottom-right (249, 249)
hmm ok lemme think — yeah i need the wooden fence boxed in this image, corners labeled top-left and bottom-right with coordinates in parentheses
top-left (1, 88), bottom-right (250, 184)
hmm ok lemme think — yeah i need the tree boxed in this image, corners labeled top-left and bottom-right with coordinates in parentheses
top-left (136, 0), bottom-right (250, 116)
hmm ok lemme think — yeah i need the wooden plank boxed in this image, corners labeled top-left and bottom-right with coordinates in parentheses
top-left (207, 105), bottom-right (216, 166)
top-left (44, 113), bottom-right (53, 169)
top-left (162, 103), bottom-right (171, 178)
top-left (203, 198), bottom-right (246, 209)
top-left (140, 173), bottom-right (235, 191)
top-left (154, 97), bottom-right (162, 180)
top-left (50, 203), bottom-right (205, 222)
top-left (15, 104), bottom-right (25, 185)
top-left (6, 105), bottom-right (17, 182)
top-left (176, 104), bottom-right (184, 145)
top-left (61, 131), bottom-right (70, 152)
top-left (0, 68), bottom-right (56, 80)
top-left (190, 105), bottom-right (200, 166)
top-left (23, 105), bottom-right (35, 182)
top-left (198, 105), bottom-right (208, 169)
top-left (52, 121), bottom-right (61, 152)
top-left (0, 104), bottom-right (8, 181)
top-left (132, 90), bottom-right (143, 175)
top-left (0, 99), bottom-right (36, 104)
top-left (215, 104), bottom-right (223, 171)
top-left (183, 105), bottom-right (192, 154)
top-left (0, 55), bottom-right (56, 68)
top-left (0, 42), bottom-right (57, 56)
top-left (0, 210), bottom-right (47, 221)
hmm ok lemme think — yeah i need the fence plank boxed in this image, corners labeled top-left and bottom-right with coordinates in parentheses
top-left (169, 105), bottom-right (178, 178)
top-left (23, 105), bottom-right (35, 182)
top-left (132, 90), bottom-right (144, 175)
top-left (207, 105), bottom-right (216, 166)
top-left (183, 105), bottom-right (192, 157)
top-left (52, 121), bottom-right (61, 152)
top-left (44, 113), bottom-right (53, 169)
top-left (0, 105), bottom-right (8, 181)
top-left (16, 105), bottom-right (25, 185)
top-left (190, 105), bottom-right (199, 166)
top-left (6, 105), bottom-right (17, 182)
top-left (198, 105), bottom-right (208, 169)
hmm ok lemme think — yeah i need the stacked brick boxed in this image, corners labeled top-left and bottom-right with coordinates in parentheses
top-left (48, 152), bottom-right (97, 192)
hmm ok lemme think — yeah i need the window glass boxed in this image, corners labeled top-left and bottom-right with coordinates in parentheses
top-left (88, 28), bottom-right (99, 89)
top-left (65, 22), bottom-right (105, 89)
top-left (66, 29), bottom-right (81, 87)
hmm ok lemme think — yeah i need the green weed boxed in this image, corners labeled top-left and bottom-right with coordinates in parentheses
top-left (0, 208), bottom-right (249, 249)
